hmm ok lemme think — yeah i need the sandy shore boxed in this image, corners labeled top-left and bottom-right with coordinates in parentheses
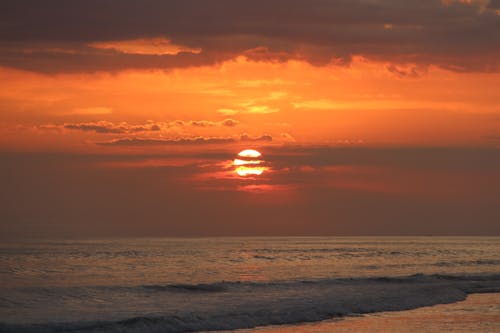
top-left (223, 293), bottom-right (500, 333)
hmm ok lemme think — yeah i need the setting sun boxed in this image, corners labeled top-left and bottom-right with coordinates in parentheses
top-left (234, 149), bottom-right (266, 177)
top-left (237, 149), bottom-right (262, 158)
top-left (1, 1), bottom-right (500, 332)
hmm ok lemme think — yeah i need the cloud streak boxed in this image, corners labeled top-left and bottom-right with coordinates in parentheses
top-left (96, 133), bottom-right (273, 146)
top-left (40, 119), bottom-right (240, 134)
top-left (240, 133), bottom-right (273, 142)
top-left (97, 137), bottom-right (237, 146)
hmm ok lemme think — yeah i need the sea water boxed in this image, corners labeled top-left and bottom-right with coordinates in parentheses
top-left (0, 237), bottom-right (499, 332)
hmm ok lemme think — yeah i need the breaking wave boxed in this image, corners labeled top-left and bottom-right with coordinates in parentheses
top-left (1, 274), bottom-right (499, 333)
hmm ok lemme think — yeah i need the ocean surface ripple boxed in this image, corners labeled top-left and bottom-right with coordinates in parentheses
top-left (1, 237), bottom-right (499, 332)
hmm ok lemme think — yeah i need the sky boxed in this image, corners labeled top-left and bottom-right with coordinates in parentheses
top-left (1, 0), bottom-right (500, 238)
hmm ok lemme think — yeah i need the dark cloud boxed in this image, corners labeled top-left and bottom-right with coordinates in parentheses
top-left (240, 133), bottom-right (273, 142)
top-left (0, 46), bottom-right (221, 73)
top-left (97, 137), bottom-right (237, 146)
top-left (1, 0), bottom-right (499, 72)
top-left (43, 119), bottom-right (239, 134)
top-left (386, 64), bottom-right (427, 78)
top-left (97, 132), bottom-right (273, 146)
top-left (63, 122), bottom-right (148, 134)
top-left (190, 121), bottom-right (217, 127)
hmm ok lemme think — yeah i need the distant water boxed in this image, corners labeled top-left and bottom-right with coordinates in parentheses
top-left (1, 237), bottom-right (499, 332)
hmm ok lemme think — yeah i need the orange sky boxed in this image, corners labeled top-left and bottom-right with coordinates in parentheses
top-left (1, 56), bottom-right (499, 152)
top-left (1, 1), bottom-right (500, 152)
top-left (1, 0), bottom-right (499, 238)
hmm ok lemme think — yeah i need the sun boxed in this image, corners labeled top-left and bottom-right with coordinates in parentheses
top-left (237, 149), bottom-right (261, 158)
top-left (234, 149), bottom-right (266, 177)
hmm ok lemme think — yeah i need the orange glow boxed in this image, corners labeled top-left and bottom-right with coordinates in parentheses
top-left (1, 57), bottom-right (500, 153)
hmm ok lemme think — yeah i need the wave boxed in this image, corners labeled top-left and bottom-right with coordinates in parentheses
top-left (433, 259), bottom-right (500, 267)
top-left (142, 283), bottom-right (228, 293)
top-left (138, 273), bottom-right (500, 292)
top-left (1, 274), bottom-right (500, 333)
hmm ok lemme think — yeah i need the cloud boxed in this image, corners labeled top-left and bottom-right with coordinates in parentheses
top-left (88, 38), bottom-right (201, 56)
top-left (43, 119), bottom-right (239, 134)
top-left (97, 132), bottom-right (274, 146)
top-left (190, 119), bottom-right (239, 127)
top-left (386, 64), bottom-right (427, 78)
top-left (221, 119), bottom-right (239, 127)
top-left (62, 121), bottom-right (161, 134)
top-left (1, 0), bottom-right (499, 72)
top-left (240, 133), bottom-right (273, 142)
top-left (97, 136), bottom-right (237, 146)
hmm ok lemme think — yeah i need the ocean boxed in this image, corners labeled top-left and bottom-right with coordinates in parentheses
top-left (0, 237), bottom-right (499, 332)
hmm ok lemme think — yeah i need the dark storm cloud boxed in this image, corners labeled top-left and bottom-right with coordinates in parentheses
top-left (0, 0), bottom-right (499, 72)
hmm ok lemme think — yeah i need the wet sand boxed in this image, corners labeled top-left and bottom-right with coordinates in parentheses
top-left (230, 293), bottom-right (500, 333)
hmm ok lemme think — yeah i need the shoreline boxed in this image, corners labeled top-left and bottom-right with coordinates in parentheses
top-left (225, 292), bottom-right (500, 333)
